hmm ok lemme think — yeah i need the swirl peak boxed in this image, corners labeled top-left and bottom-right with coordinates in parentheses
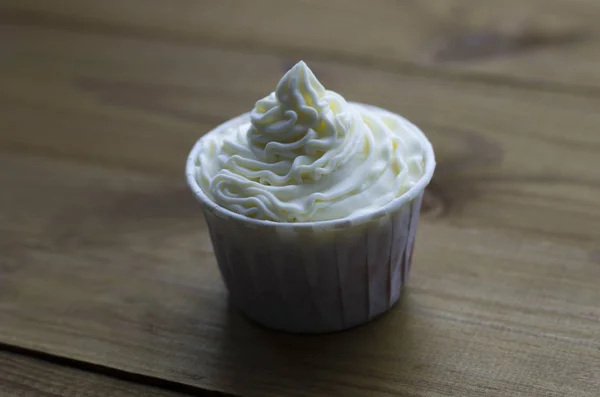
top-left (275, 61), bottom-right (326, 112)
top-left (250, 61), bottom-right (335, 141)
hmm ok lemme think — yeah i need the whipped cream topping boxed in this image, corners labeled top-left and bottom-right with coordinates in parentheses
top-left (194, 61), bottom-right (428, 222)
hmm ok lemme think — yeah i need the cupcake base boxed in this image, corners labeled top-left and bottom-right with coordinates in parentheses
top-left (204, 194), bottom-right (423, 334)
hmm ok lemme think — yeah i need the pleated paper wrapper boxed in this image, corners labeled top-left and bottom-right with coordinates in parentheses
top-left (203, 194), bottom-right (423, 334)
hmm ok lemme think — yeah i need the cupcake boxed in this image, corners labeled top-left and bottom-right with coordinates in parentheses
top-left (186, 61), bottom-right (435, 333)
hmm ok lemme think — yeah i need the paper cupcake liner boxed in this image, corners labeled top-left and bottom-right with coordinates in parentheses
top-left (203, 194), bottom-right (423, 333)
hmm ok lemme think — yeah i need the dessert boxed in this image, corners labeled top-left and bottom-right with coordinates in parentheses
top-left (186, 61), bottom-right (435, 333)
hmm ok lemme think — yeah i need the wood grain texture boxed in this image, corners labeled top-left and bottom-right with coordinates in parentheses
top-left (0, 351), bottom-right (188, 397)
top-left (0, 149), bottom-right (598, 397)
top-left (1, 1), bottom-right (600, 397)
top-left (2, 0), bottom-right (600, 90)
top-left (2, 24), bottom-right (600, 245)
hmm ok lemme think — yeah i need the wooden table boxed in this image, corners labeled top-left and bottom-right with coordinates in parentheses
top-left (1, 1), bottom-right (599, 396)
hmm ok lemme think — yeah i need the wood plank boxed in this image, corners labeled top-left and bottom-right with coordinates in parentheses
top-left (1, 24), bottom-right (600, 246)
top-left (0, 351), bottom-right (192, 397)
top-left (0, 152), bottom-right (599, 397)
top-left (1, 7), bottom-right (600, 397)
top-left (2, 0), bottom-right (600, 89)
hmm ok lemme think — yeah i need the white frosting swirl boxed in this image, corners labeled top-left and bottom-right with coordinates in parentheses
top-left (195, 61), bottom-right (428, 222)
